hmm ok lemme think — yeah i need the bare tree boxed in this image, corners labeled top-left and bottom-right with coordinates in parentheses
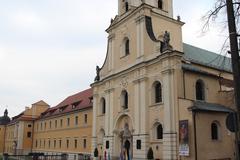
top-left (202, 0), bottom-right (240, 53)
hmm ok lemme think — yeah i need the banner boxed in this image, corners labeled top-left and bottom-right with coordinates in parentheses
top-left (179, 120), bottom-right (189, 156)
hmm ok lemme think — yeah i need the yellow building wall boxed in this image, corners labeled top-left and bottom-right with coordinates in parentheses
top-left (0, 125), bottom-right (6, 154)
top-left (33, 108), bottom-right (92, 155)
top-left (4, 124), bottom-right (15, 154)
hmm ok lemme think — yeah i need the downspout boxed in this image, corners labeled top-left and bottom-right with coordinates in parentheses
top-left (183, 70), bottom-right (186, 99)
top-left (193, 111), bottom-right (198, 160)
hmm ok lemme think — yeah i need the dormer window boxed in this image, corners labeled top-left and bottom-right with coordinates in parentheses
top-left (158, 0), bottom-right (163, 9)
top-left (72, 101), bottom-right (81, 109)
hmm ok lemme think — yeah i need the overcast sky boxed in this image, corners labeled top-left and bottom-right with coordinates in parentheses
top-left (0, 0), bottom-right (228, 117)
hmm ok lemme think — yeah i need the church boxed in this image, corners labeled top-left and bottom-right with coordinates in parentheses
top-left (91, 0), bottom-right (235, 159)
top-left (0, 0), bottom-right (237, 160)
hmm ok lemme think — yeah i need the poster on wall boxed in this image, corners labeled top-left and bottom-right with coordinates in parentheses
top-left (179, 120), bottom-right (189, 156)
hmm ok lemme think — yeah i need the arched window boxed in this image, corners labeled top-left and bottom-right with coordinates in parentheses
top-left (158, 0), bottom-right (163, 9)
top-left (125, 2), bottom-right (129, 12)
top-left (196, 80), bottom-right (205, 101)
top-left (211, 122), bottom-right (219, 140)
top-left (154, 81), bottom-right (162, 103)
top-left (100, 98), bottom-right (106, 114)
top-left (157, 124), bottom-right (163, 139)
top-left (121, 90), bottom-right (128, 109)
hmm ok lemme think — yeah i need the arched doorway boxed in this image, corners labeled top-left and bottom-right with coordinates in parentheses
top-left (113, 115), bottom-right (133, 159)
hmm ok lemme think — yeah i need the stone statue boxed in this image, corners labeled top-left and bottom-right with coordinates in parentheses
top-left (94, 66), bottom-right (100, 82)
top-left (162, 31), bottom-right (173, 52)
top-left (123, 123), bottom-right (131, 139)
top-left (163, 31), bottom-right (170, 46)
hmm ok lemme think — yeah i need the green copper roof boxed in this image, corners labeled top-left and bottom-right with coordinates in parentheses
top-left (183, 43), bottom-right (232, 72)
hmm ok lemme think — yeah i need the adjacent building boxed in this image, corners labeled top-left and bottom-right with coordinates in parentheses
top-left (91, 0), bottom-right (235, 160)
top-left (0, 89), bottom-right (93, 160)
top-left (32, 88), bottom-right (93, 159)
top-left (2, 100), bottom-right (49, 155)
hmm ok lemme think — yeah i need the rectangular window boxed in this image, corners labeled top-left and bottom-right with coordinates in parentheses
top-left (48, 140), bottom-right (51, 148)
top-left (40, 122), bottom-right (43, 130)
top-left (75, 139), bottom-right (78, 148)
top-left (59, 140), bottom-right (62, 148)
top-left (67, 118), bottom-right (70, 126)
top-left (27, 132), bottom-right (32, 138)
top-left (66, 139), bottom-right (69, 148)
top-left (54, 140), bottom-right (56, 148)
top-left (106, 141), bottom-right (109, 149)
top-left (55, 120), bottom-right (57, 128)
top-left (84, 114), bottom-right (88, 124)
top-left (75, 116), bottom-right (78, 125)
top-left (44, 122), bottom-right (47, 129)
top-left (60, 119), bottom-right (63, 127)
top-left (28, 124), bottom-right (32, 128)
top-left (49, 121), bottom-right (52, 129)
top-left (35, 140), bottom-right (38, 148)
top-left (83, 139), bottom-right (87, 148)
top-left (136, 140), bottom-right (141, 150)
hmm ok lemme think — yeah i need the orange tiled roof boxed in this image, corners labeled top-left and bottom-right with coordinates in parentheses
top-left (39, 88), bottom-right (93, 119)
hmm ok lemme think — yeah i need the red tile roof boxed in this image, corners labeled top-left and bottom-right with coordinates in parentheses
top-left (39, 88), bottom-right (93, 119)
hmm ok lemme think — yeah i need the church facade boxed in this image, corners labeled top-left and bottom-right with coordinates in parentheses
top-left (91, 0), bottom-right (235, 160)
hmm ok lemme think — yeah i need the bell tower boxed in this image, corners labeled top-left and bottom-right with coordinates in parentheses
top-left (118, 0), bottom-right (173, 18)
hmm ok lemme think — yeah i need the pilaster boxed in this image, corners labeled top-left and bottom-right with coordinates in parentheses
top-left (162, 63), bottom-right (177, 160)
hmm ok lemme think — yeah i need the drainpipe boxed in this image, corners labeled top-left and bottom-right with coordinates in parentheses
top-left (193, 111), bottom-right (198, 160)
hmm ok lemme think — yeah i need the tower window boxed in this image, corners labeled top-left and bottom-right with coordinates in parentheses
top-left (157, 124), bottom-right (163, 139)
top-left (121, 90), bottom-right (128, 109)
top-left (158, 0), bottom-right (163, 9)
top-left (101, 98), bottom-right (106, 114)
top-left (211, 122), bottom-right (219, 140)
top-left (125, 2), bottom-right (129, 12)
top-left (196, 79), bottom-right (205, 101)
top-left (154, 81), bottom-right (162, 103)
top-left (125, 39), bottom-right (130, 55)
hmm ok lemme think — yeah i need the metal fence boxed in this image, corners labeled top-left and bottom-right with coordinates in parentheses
top-left (3, 153), bottom-right (67, 160)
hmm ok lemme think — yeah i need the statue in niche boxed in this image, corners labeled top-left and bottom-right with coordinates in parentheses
top-left (94, 65), bottom-right (100, 82)
top-left (162, 31), bottom-right (173, 52)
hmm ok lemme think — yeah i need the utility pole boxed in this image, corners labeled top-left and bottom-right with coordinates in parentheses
top-left (226, 0), bottom-right (240, 159)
